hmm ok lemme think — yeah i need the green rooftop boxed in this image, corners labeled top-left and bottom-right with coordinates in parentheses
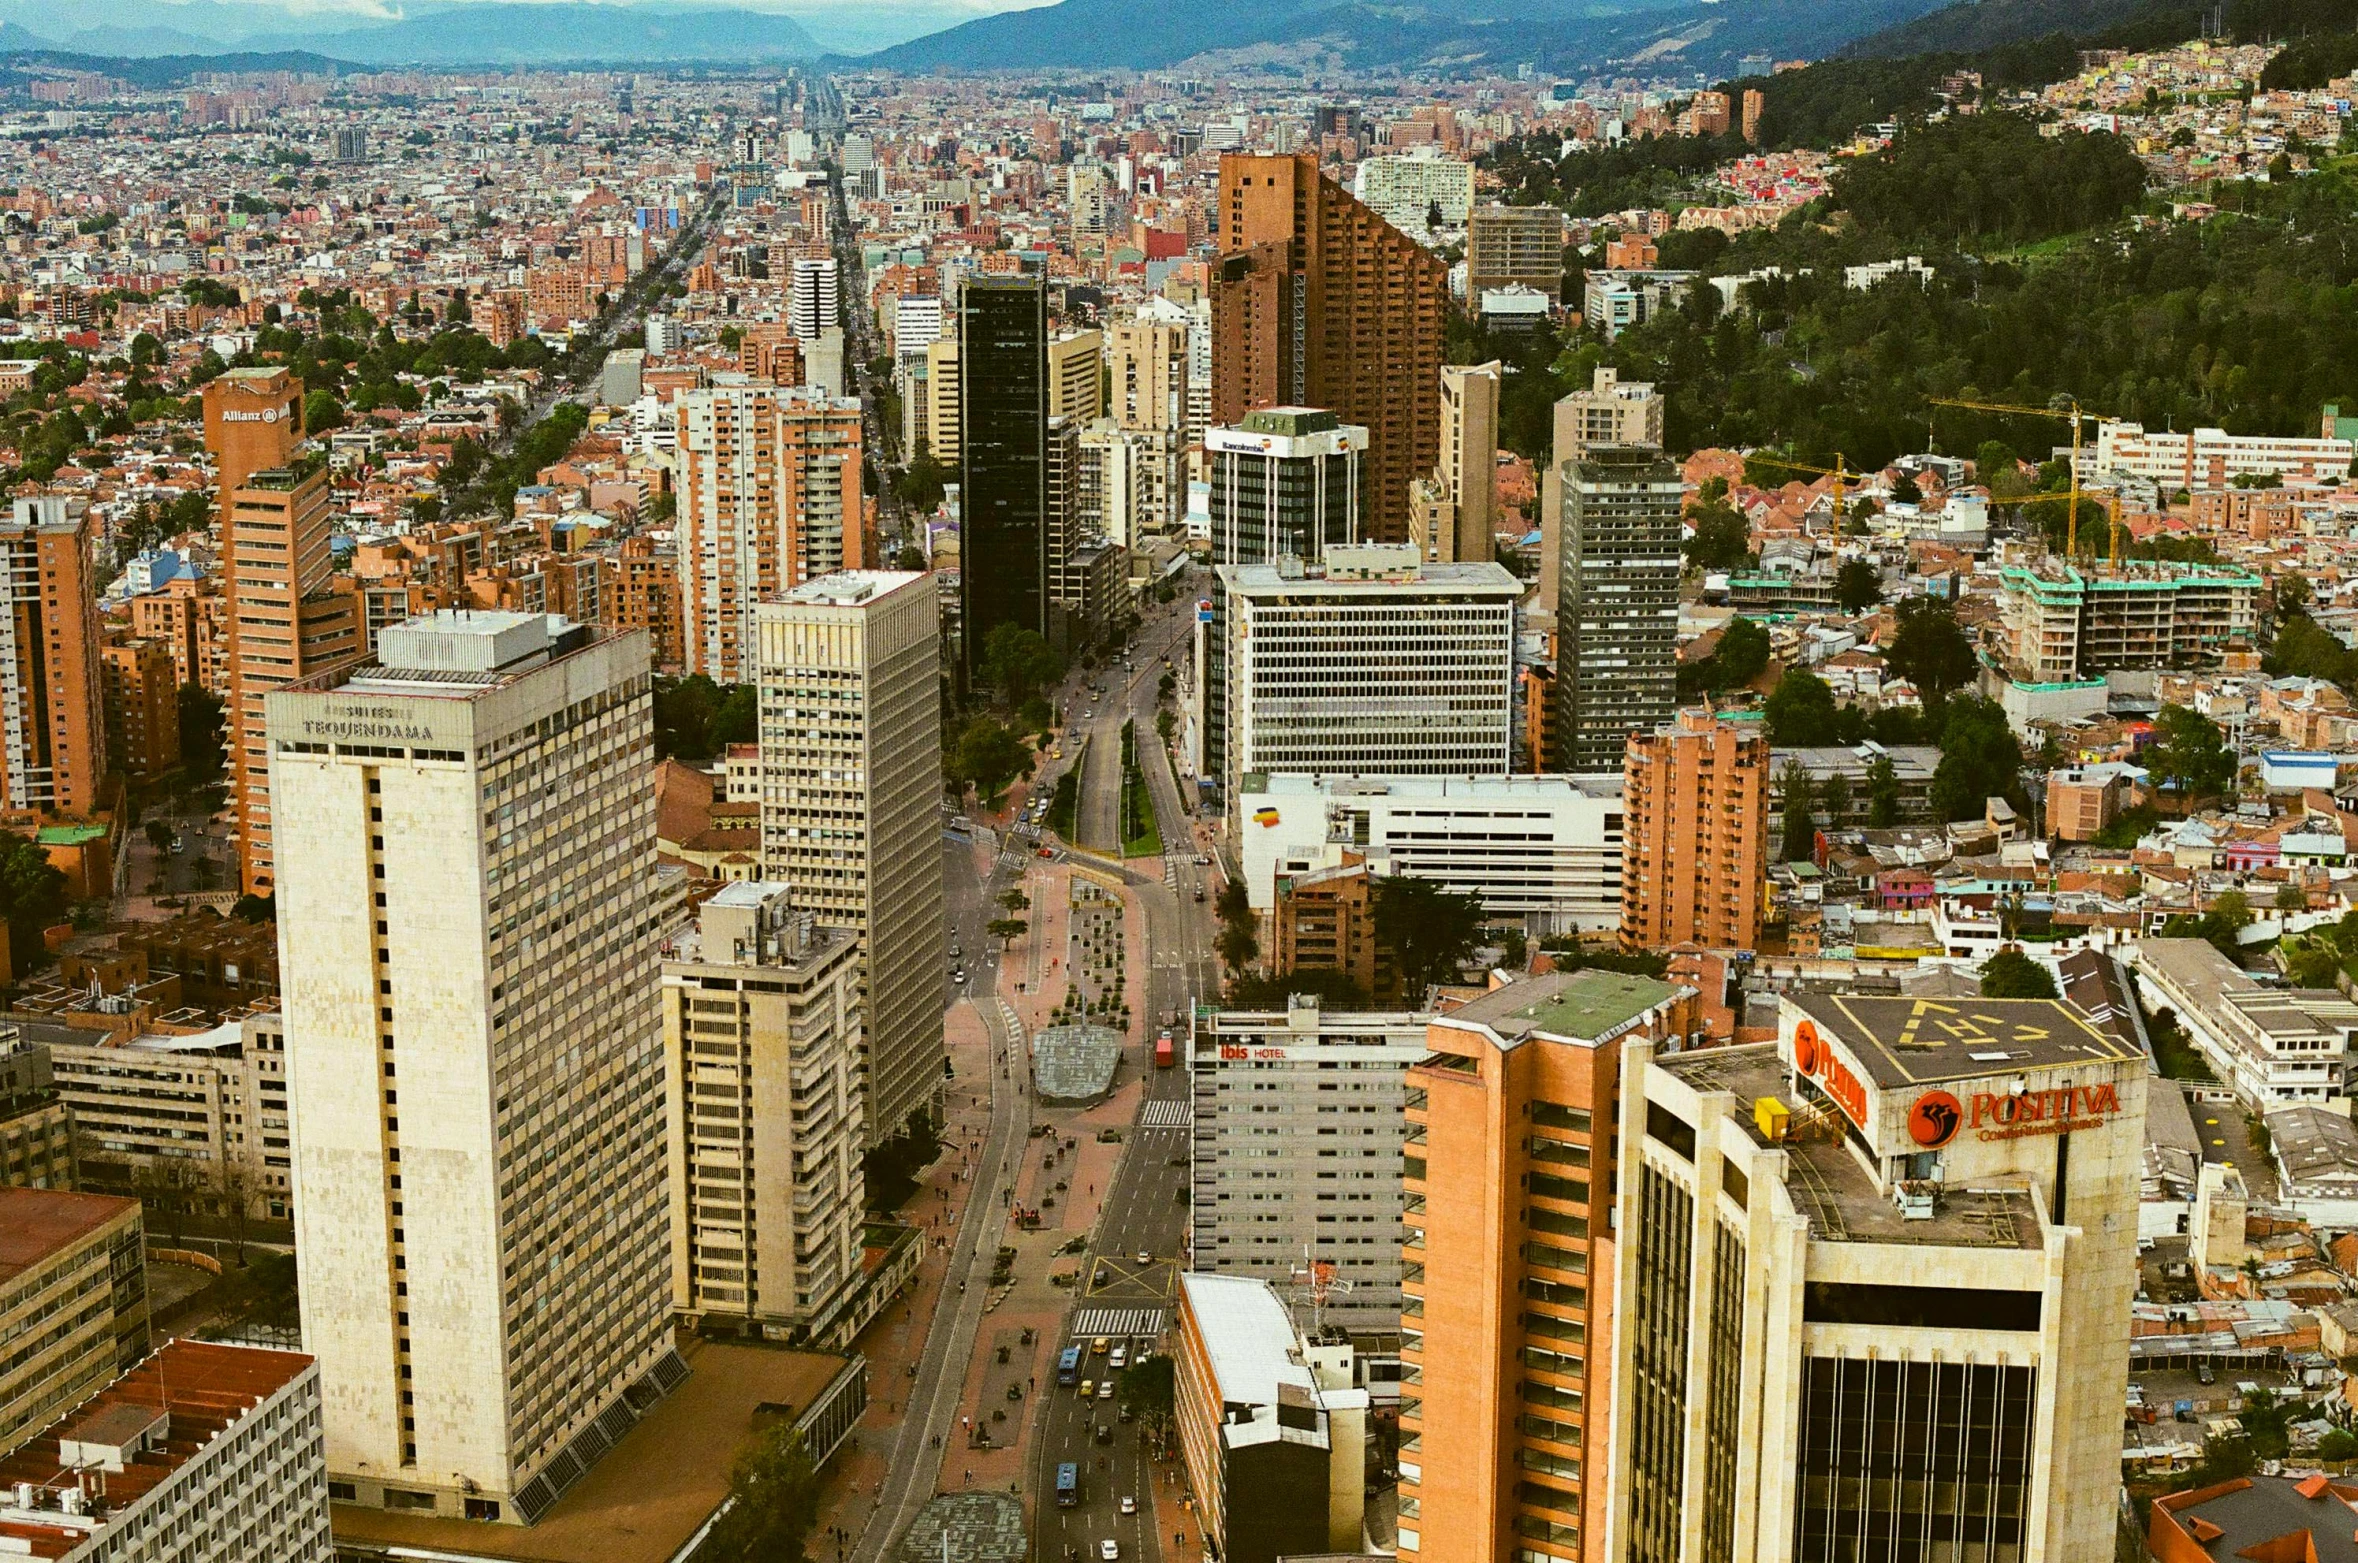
top-left (1448, 968), bottom-right (1681, 1048)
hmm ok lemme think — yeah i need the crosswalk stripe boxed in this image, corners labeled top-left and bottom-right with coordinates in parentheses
top-left (1138, 1100), bottom-right (1191, 1129)
top-left (1070, 1307), bottom-right (1167, 1339)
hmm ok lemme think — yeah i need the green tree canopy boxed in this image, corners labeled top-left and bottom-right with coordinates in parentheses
top-left (1764, 667), bottom-right (1841, 746)
top-left (1780, 763), bottom-right (1817, 863)
top-left (1928, 696), bottom-right (2023, 822)
top-left (1683, 479), bottom-right (1753, 573)
top-left (699, 1424), bottom-right (821, 1563)
top-left (1371, 875), bottom-right (1487, 1001)
top-left (1865, 753), bottom-right (1902, 827)
top-left (1834, 559), bottom-right (1884, 614)
top-left (2148, 704), bottom-right (2236, 803)
top-left (1884, 596), bottom-right (1979, 702)
top-left (980, 623), bottom-right (1065, 707)
top-left (1978, 949), bottom-right (2059, 999)
top-left (948, 717), bottom-right (1033, 804)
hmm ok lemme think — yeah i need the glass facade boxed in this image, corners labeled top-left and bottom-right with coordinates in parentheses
top-left (1793, 1357), bottom-right (2037, 1562)
top-left (958, 276), bottom-right (1048, 684)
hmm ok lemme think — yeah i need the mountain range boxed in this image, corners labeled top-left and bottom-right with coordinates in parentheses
top-left (0, 0), bottom-right (2258, 74)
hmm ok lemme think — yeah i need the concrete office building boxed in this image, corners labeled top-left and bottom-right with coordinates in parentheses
top-left (0, 1031), bottom-right (72, 1189)
top-left (921, 337), bottom-right (962, 462)
top-left (100, 633), bottom-right (181, 782)
top-left (0, 1341), bottom-right (330, 1563)
top-left (1238, 773), bottom-right (1626, 936)
top-left (1620, 710), bottom-right (1770, 953)
top-left (1467, 205), bottom-right (1567, 298)
top-left (1601, 993), bottom-right (2147, 1562)
top-left (754, 573), bottom-right (945, 1145)
top-left (1050, 329), bottom-right (1105, 425)
top-left (959, 276), bottom-right (1051, 685)
top-left (2093, 419), bottom-right (2353, 488)
top-left (1188, 998), bottom-right (1428, 1326)
top-left (1175, 1272), bottom-right (1372, 1563)
top-left (1213, 152), bottom-right (1448, 543)
top-left (1207, 408), bottom-right (1366, 567)
top-left (663, 884), bottom-right (873, 1343)
top-left (46, 1013), bottom-right (294, 1221)
top-left (1541, 370), bottom-right (1663, 613)
top-left (675, 379), bottom-right (867, 682)
top-left (2130, 937), bottom-right (2358, 1109)
top-left (0, 497), bottom-right (106, 815)
top-left (1397, 970), bottom-right (1699, 1563)
top-left (1410, 364), bottom-right (1500, 565)
top-left (1551, 447), bottom-right (1682, 774)
top-left (1079, 422), bottom-right (1181, 550)
top-left (1215, 546), bottom-right (1520, 816)
top-left (0, 1188), bottom-right (147, 1461)
top-left (1110, 317), bottom-right (1190, 432)
top-left (0, 1339), bottom-right (330, 1555)
top-left (270, 613), bottom-right (678, 1524)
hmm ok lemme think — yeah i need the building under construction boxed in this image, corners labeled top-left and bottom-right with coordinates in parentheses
top-left (1997, 561), bottom-right (2262, 681)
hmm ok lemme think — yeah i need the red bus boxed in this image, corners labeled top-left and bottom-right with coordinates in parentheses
top-left (1154, 1034), bottom-right (1175, 1068)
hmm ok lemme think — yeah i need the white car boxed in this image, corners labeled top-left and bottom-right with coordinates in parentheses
top-left (1109, 1346), bottom-right (1127, 1371)
top-left (1098, 1379), bottom-right (1114, 1400)
top-left (1120, 1497), bottom-right (1137, 1516)
top-left (1101, 1543), bottom-right (1120, 1561)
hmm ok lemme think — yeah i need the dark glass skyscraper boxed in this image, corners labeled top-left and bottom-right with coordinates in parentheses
top-left (959, 275), bottom-right (1049, 685)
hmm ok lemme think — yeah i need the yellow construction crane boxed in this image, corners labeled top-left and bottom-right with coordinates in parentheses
top-left (1928, 394), bottom-right (2123, 564)
top-left (1747, 452), bottom-right (1857, 530)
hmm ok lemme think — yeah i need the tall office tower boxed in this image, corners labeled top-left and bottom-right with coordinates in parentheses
top-left (1214, 546), bottom-right (1519, 818)
top-left (753, 572), bottom-right (945, 1145)
top-left (1619, 709), bottom-right (1768, 953)
top-left (1410, 364), bottom-right (1500, 564)
top-left (1466, 205), bottom-right (1567, 298)
top-left (958, 276), bottom-right (1050, 686)
top-left (203, 366), bottom-right (304, 519)
top-left (1206, 408), bottom-right (1365, 565)
top-left (1079, 423), bottom-right (1180, 551)
top-left (1541, 370), bottom-right (1664, 612)
top-left (335, 126), bottom-right (369, 163)
top-left (922, 338), bottom-right (962, 462)
top-left (663, 884), bottom-right (868, 1340)
top-left (1603, 995), bottom-right (2145, 1563)
top-left (675, 378), bottom-right (867, 682)
top-left (1397, 970), bottom-right (1698, 1563)
top-left (270, 612), bottom-right (677, 1525)
top-left (893, 295), bottom-right (946, 361)
top-left (1041, 416), bottom-right (1098, 654)
top-left (0, 498), bottom-right (105, 814)
top-left (1049, 330), bottom-right (1105, 425)
top-left (789, 258), bottom-right (841, 340)
top-left (1187, 998), bottom-right (1426, 1327)
top-left (224, 467), bottom-right (361, 895)
top-left (1550, 447), bottom-right (1681, 776)
top-left (1110, 318), bottom-right (1189, 432)
top-left (1212, 151), bottom-right (1448, 543)
top-left (101, 633), bottom-right (181, 782)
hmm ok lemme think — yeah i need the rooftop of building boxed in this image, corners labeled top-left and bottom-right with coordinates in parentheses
top-left (1180, 1272), bottom-right (1313, 1407)
top-left (1659, 1043), bottom-right (2046, 1251)
top-left (2154, 1475), bottom-right (2358, 1562)
top-left (1220, 553), bottom-right (1521, 596)
top-left (2265, 1104), bottom-right (2358, 1187)
top-left (291, 611), bottom-right (609, 700)
top-left (0, 1341), bottom-right (313, 1555)
top-left (774, 569), bottom-right (927, 607)
top-left (0, 1187), bottom-right (139, 1285)
top-left (327, 1341), bottom-right (851, 1563)
top-left (1439, 969), bottom-right (1684, 1051)
top-left (1784, 990), bottom-right (2140, 1089)
top-left (1242, 772), bottom-right (1622, 803)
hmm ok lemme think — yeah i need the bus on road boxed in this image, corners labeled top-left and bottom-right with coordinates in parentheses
top-left (1057, 1346), bottom-right (1082, 1386)
top-left (1056, 1463), bottom-right (1080, 1507)
top-left (1154, 1033), bottom-right (1175, 1068)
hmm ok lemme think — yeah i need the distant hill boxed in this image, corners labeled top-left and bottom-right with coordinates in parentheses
top-left (870, 0), bottom-right (1961, 75)
top-left (276, 5), bottom-right (821, 66)
top-left (1840, 0), bottom-right (2193, 58)
top-left (0, 43), bottom-right (356, 85)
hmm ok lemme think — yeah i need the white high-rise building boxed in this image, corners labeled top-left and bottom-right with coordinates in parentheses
top-left (643, 312), bottom-right (677, 355)
top-left (754, 572), bottom-right (945, 1146)
top-left (790, 257), bottom-right (842, 341)
top-left (1213, 546), bottom-right (1520, 821)
top-left (270, 611), bottom-right (679, 1525)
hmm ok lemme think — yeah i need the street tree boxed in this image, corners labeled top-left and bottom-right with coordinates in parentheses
top-left (2148, 703), bottom-right (2237, 804)
top-left (700, 1424), bottom-right (822, 1563)
top-left (1371, 875), bottom-right (1486, 1000)
top-left (1978, 949), bottom-right (2058, 999)
top-left (1780, 764), bottom-right (1817, 864)
top-left (1883, 595), bottom-right (1978, 702)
